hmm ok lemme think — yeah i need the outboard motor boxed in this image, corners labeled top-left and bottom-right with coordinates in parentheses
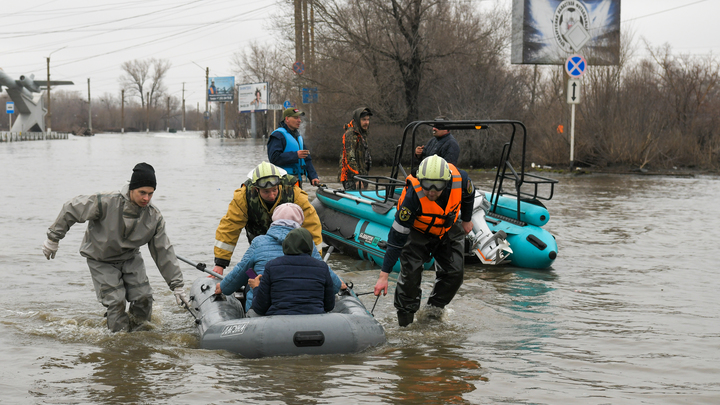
top-left (467, 191), bottom-right (512, 264)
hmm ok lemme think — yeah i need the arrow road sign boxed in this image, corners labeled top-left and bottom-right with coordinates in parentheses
top-left (567, 79), bottom-right (581, 104)
top-left (565, 54), bottom-right (587, 78)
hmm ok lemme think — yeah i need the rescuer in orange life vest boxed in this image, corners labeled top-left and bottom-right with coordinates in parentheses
top-left (374, 155), bottom-right (475, 327)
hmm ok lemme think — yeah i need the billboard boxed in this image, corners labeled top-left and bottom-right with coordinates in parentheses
top-left (238, 82), bottom-right (269, 112)
top-left (208, 76), bottom-right (235, 102)
top-left (511, 0), bottom-right (620, 65)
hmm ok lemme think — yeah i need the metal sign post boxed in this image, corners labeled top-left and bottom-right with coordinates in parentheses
top-left (565, 55), bottom-right (587, 167)
top-left (220, 102), bottom-right (225, 138)
top-left (567, 78), bottom-right (581, 163)
top-left (6, 102), bottom-right (13, 130)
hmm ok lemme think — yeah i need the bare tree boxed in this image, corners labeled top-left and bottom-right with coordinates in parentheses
top-left (119, 58), bottom-right (171, 108)
top-left (232, 42), bottom-right (296, 104)
top-left (313, 0), bottom-right (498, 122)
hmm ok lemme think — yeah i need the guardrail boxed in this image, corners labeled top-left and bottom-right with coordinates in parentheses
top-left (0, 131), bottom-right (69, 142)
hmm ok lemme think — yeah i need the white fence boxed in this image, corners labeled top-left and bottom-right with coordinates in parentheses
top-left (0, 132), bottom-right (69, 142)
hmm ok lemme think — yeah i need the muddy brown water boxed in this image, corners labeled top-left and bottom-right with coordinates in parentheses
top-left (1, 133), bottom-right (718, 404)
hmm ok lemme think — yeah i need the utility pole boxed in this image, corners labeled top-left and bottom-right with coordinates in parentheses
top-left (303, 0), bottom-right (309, 67)
top-left (182, 82), bottom-right (186, 132)
top-left (204, 67), bottom-right (209, 138)
top-left (46, 57), bottom-right (51, 134)
top-left (146, 91), bottom-right (150, 133)
top-left (87, 78), bottom-right (92, 134)
top-left (305, 0), bottom-right (314, 121)
top-left (166, 96), bottom-right (170, 131)
top-left (294, 0), bottom-right (303, 64)
top-left (295, 0), bottom-right (303, 105)
top-left (220, 101), bottom-right (225, 138)
top-left (121, 89), bottom-right (125, 133)
top-left (310, 0), bottom-right (315, 66)
top-left (45, 47), bottom-right (65, 133)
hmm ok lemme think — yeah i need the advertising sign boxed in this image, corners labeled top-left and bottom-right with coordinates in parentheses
top-left (238, 82), bottom-right (269, 112)
top-left (511, 0), bottom-right (620, 65)
top-left (208, 76), bottom-right (235, 102)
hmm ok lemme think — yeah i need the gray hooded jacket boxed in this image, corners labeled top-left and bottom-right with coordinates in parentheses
top-left (47, 184), bottom-right (184, 290)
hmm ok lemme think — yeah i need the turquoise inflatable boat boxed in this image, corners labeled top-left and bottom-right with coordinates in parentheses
top-left (314, 119), bottom-right (558, 270)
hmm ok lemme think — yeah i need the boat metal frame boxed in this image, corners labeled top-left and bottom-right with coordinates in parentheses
top-left (375, 119), bottom-right (560, 224)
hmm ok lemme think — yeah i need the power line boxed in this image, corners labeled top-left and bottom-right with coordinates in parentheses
top-left (621, 0), bottom-right (708, 24)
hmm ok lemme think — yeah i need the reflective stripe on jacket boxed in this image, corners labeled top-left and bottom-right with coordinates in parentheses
top-left (397, 165), bottom-right (463, 237)
top-left (214, 178), bottom-right (323, 264)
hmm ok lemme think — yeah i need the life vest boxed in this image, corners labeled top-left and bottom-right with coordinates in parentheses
top-left (274, 127), bottom-right (306, 181)
top-left (397, 165), bottom-right (463, 237)
top-left (243, 176), bottom-right (296, 241)
top-left (339, 120), bottom-right (365, 182)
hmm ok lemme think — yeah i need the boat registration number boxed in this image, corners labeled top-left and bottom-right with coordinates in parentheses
top-left (358, 232), bottom-right (380, 246)
top-left (221, 322), bottom-right (249, 337)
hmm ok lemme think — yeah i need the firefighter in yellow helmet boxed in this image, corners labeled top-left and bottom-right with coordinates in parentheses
top-left (211, 161), bottom-right (323, 275)
top-left (374, 155), bottom-right (475, 327)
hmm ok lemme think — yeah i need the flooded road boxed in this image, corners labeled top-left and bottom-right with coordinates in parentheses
top-left (1, 133), bottom-right (718, 404)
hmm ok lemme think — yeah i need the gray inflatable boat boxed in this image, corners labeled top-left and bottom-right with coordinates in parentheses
top-left (188, 277), bottom-right (386, 358)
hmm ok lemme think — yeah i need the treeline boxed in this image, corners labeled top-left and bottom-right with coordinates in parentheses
top-left (0, 89), bottom-right (208, 134)
top-left (236, 0), bottom-right (719, 170)
top-left (0, 58), bottom-right (280, 137)
top-left (4, 1), bottom-right (718, 171)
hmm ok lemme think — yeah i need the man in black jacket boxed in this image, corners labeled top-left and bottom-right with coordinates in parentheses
top-left (414, 115), bottom-right (460, 165)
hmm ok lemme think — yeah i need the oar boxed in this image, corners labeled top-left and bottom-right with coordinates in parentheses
top-left (370, 294), bottom-right (380, 315)
top-left (323, 245), bottom-right (334, 262)
top-left (177, 255), bottom-right (224, 280)
top-left (347, 286), bottom-right (381, 316)
top-left (321, 246), bottom-right (383, 316)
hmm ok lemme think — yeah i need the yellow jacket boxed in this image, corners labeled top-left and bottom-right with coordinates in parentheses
top-left (213, 183), bottom-right (322, 266)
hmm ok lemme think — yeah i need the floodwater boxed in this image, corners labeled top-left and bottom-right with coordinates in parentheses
top-left (1, 133), bottom-right (718, 404)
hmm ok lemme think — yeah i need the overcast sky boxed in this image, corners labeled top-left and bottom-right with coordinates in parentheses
top-left (2, 0), bottom-right (718, 109)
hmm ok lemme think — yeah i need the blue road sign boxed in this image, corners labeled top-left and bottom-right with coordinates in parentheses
top-left (6, 101), bottom-right (14, 114)
top-left (302, 87), bottom-right (318, 104)
top-left (283, 100), bottom-right (293, 109)
top-left (565, 54), bottom-right (587, 78)
top-left (293, 61), bottom-right (305, 75)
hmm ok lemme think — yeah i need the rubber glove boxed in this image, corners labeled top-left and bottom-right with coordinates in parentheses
top-left (173, 287), bottom-right (189, 306)
top-left (43, 239), bottom-right (59, 260)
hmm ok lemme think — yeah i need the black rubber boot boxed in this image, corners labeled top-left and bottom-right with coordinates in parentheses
top-left (397, 311), bottom-right (414, 327)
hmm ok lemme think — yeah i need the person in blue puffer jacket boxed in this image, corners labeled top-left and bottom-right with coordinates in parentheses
top-left (214, 203), bottom-right (345, 312)
top-left (249, 227), bottom-right (335, 316)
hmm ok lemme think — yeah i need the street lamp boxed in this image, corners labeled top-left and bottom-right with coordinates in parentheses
top-left (46, 46), bottom-right (66, 134)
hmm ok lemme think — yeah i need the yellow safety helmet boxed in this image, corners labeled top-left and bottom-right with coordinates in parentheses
top-left (417, 155), bottom-right (451, 181)
top-left (252, 162), bottom-right (282, 189)
top-left (417, 155), bottom-right (451, 191)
